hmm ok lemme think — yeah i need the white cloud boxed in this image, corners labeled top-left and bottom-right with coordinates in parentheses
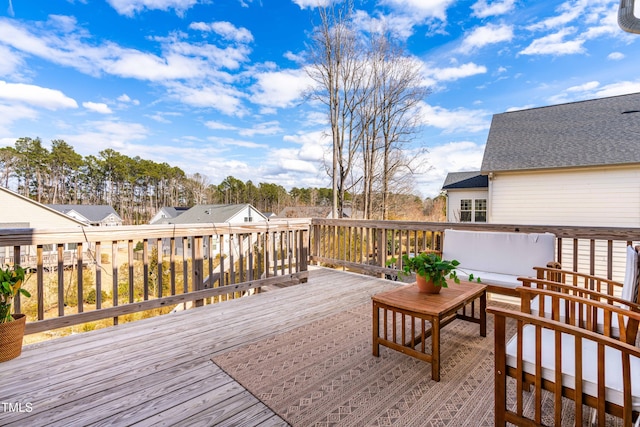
top-left (106, 0), bottom-right (198, 16)
top-left (238, 121), bottom-right (283, 137)
top-left (418, 102), bottom-right (491, 133)
top-left (381, 0), bottom-right (455, 21)
top-left (566, 81), bottom-right (600, 92)
top-left (471, 0), bottom-right (516, 18)
top-left (83, 101), bottom-right (113, 114)
top-left (250, 68), bottom-right (310, 108)
top-left (527, 0), bottom-right (589, 31)
top-left (546, 80), bottom-right (640, 105)
top-left (607, 52), bottom-right (625, 60)
top-left (283, 51), bottom-right (304, 63)
top-left (0, 103), bottom-right (38, 133)
top-left (519, 28), bottom-right (586, 56)
top-left (291, 0), bottom-right (332, 9)
top-left (205, 120), bottom-right (238, 131)
top-left (0, 45), bottom-right (24, 77)
top-left (189, 21), bottom-right (253, 43)
top-left (414, 141), bottom-right (486, 198)
top-left (458, 24), bottom-right (513, 54)
top-left (425, 62), bottom-right (487, 83)
top-left (0, 17), bottom-right (250, 83)
top-left (206, 136), bottom-right (268, 149)
top-left (117, 93), bottom-right (140, 105)
top-left (505, 104), bottom-right (536, 112)
top-left (352, 10), bottom-right (418, 40)
top-left (0, 81), bottom-right (78, 110)
top-left (166, 82), bottom-right (246, 116)
top-left (58, 119), bottom-right (150, 156)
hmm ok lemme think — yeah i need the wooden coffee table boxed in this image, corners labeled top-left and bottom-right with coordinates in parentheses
top-left (372, 280), bottom-right (487, 381)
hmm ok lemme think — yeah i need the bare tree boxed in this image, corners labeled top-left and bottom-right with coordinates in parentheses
top-left (306, 0), bottom-right (366, 218)
top-left (307, 5), bottom-right (429, 220)
top-left (370, 33), bottom-right (430, 219)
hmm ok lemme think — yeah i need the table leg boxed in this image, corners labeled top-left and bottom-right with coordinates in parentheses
top-left (480, 291), bottom-right (487, 337)
top-left (431, 317), bottom-right (440, 381)
top-left (372, 302), bottom-right (379, 357)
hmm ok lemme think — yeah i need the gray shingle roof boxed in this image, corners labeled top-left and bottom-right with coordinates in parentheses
top-left (168, 204), bottom-right (264, 224)
top-left (481, 92), bottom-right (640, 172)
top-left (442, 171), bottom-right (488, 189)
top-left (47, 204), bottom-right (120, 222)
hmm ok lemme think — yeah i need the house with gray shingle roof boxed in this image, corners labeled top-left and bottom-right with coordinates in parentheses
top-left (0, 188), bottom-right (91, 267)
top-left (159, 204), bottom-right (267, 257)
top-left (168, 204), bottom-right (266, 225)
top-left (149, 207), bottom-right (190, 225)
top-left (47, 204), bottom-right (123, 227)
top-left (441, 172), bottom-right (488, 223)
top-left (479, 92), bottom-right (640, 227)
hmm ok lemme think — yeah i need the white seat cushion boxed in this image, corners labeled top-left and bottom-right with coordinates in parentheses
top-left (506, 325), bottom-right (640, 410)
top-left (456, 269), bottom-right (520, 289)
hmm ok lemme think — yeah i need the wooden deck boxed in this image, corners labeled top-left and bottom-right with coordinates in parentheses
top-left (1, 267), bottom-right (401, 426)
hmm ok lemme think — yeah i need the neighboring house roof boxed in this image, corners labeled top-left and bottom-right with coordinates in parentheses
top-left (168, 204), bottom-right (266, 224)
top-left (163, 207), bottom-right (189, 218)
top-left (47, 204), bottom-right (121, 224)
top-left (442, 172), bottom-right (488, 190)
top-left (150, 206), bottom-right (190, 224)
top-left (481, 92), bottom-right (640, 173)
top-left (0, 187), bottom-right (86, 228)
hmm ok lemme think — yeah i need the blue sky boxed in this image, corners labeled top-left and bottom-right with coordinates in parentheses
top-left (0, 0), bottom-right (639, 198)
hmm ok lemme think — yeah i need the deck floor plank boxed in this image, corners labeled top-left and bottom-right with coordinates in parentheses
top-left (0, 268), bottom-right (399, 426)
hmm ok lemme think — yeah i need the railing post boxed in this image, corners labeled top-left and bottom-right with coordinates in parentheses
top-left (300, 227), bottom-right (309, 283)
top-left (193, 236), bottom-right (204, 307)
top-left (376, 228), bottom-right (385, 279)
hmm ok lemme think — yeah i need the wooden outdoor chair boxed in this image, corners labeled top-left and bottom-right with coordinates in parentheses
top-left (489, 287), bottom-right (640, 426)
top-left (519, 245), bottom-right (640, 344)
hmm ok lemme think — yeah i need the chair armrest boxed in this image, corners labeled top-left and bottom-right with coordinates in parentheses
top-left (515, 286), bottom-right (640, 344)
top-left (518, 276), bottom-right (640, 311)
top-left (533, 266), bottom-right (624, 296)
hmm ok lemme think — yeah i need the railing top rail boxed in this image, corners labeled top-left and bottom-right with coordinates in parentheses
top-left (309, 219), bottom-right (640, 241)
top-left (0, 218), bottom-right (311, 246)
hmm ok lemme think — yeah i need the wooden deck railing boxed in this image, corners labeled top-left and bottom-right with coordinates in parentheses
top-left (1, 219), bottom-right (310, 335)
top-left (310, 219), bottom-right (640, 283)
top-left (4, 218), bottom-right (640, 337)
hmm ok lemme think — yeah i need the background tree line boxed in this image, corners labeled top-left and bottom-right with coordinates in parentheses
top-left (0, 137), bottom-right (332, 223)
top-left (0, 137), bottom-right (444, 224)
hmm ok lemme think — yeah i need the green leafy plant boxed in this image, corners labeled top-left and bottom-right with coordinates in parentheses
top-left (390, 252), bottom-right (480, 288)
top-left (0, 264), bottom-right (31, 323)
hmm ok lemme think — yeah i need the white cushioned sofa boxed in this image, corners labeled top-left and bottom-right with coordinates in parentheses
top-left (441, 229), bottom-right (556, 295)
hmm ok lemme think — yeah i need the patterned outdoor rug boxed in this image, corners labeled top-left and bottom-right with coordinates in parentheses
top-left (212, 301), bottom-right (623, 426)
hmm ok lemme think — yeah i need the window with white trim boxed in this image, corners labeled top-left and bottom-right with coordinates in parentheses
top-left (460, 200), bottom-right (472, 222)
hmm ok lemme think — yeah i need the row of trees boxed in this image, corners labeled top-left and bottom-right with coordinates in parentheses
top-left (0, 137), bottom-right (444, 223)
top-left (0, 138), bottom-right (336, 223)
top-left (307, 1), bottom-right (429, 220)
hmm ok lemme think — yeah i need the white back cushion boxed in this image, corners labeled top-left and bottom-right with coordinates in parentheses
top-left (442, 229), bottom-right (556, 277)
top-left (621, 245), bottom-right (639, 304)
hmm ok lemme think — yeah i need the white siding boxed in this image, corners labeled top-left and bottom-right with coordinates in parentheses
top-left (488, 166), bottom-right (640, 282)
top-left (227, 206), bottom-right (267, 224)
top-left (446, 189), bottom-right (489, 222)
top-left (0, 188), bottom-right (83, 228)
top-left (488, 166), bottom-right (640, 227)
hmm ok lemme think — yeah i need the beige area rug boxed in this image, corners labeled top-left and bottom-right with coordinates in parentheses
top-left (212, 302), bottom-right (623, 427)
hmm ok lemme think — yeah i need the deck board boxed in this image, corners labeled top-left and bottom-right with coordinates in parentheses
top-left (0, 267), bottom-right (400, 426)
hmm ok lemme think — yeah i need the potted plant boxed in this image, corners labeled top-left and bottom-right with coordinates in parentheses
top-left (0, 264), bottom-right (30, 362)
top-left (392, 252), bottom-right (479, 294)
